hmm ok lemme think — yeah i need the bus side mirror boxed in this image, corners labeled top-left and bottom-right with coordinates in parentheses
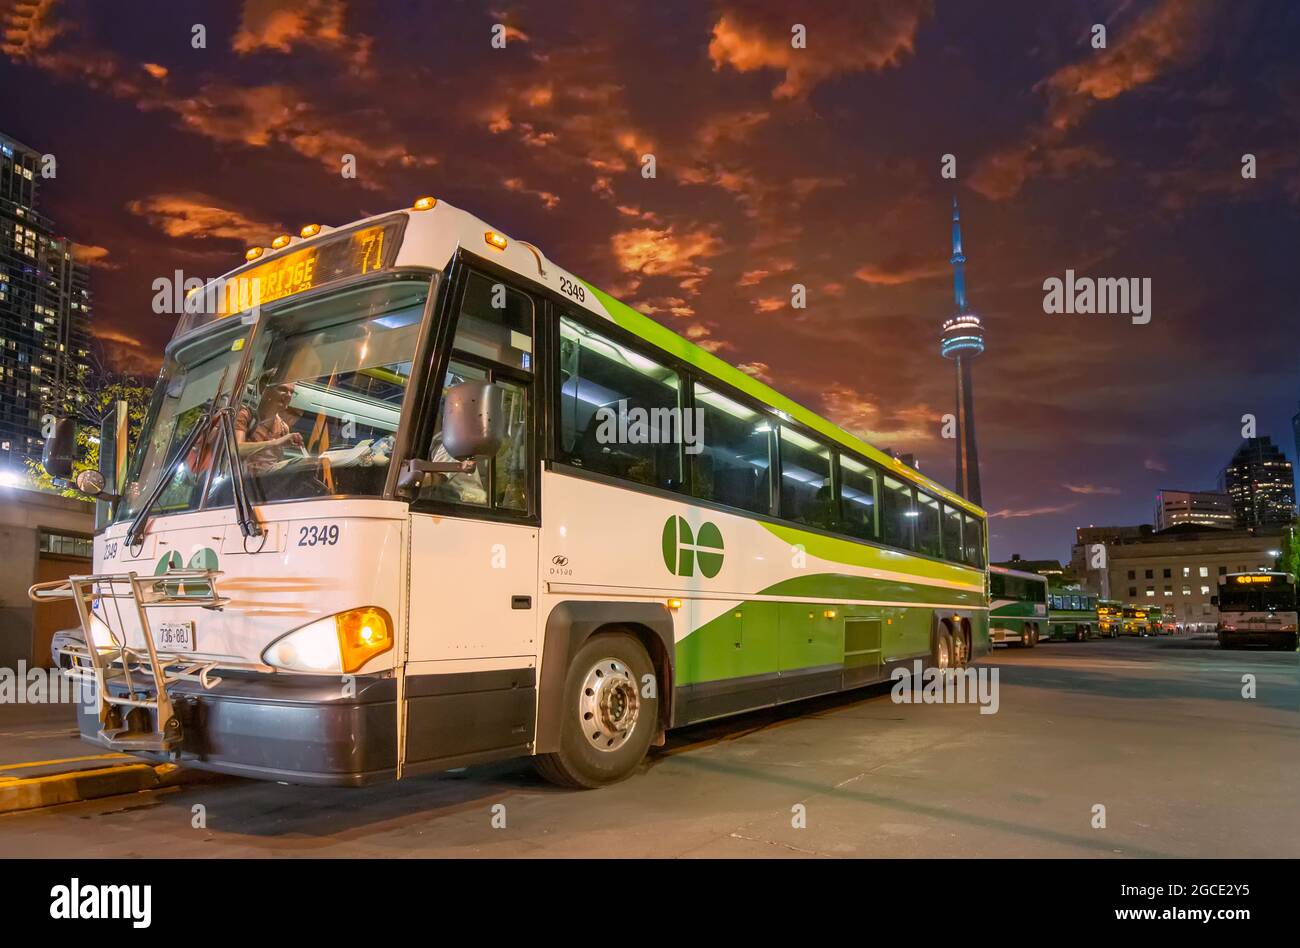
top-left (41, 417), bottom-right (77, 480)
top-left (1210, 595), bottom-right (1219, 607)
top-left (441, 380), bottom-right (505, 461)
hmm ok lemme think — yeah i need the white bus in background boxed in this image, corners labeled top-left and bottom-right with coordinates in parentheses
top-left (1214, 571), bottom-right (1298, 650)
top-left (33, 196), bottom-right (988, 789)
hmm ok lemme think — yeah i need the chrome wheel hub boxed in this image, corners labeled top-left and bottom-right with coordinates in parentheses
top-left (579, 658), bottom-right (640, 752)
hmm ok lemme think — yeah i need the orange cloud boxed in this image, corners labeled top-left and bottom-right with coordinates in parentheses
top-left (987, 504), bottom-right (1079, 520)
top-left (503, 177), bottom-right (560, 210)
top-left (611, 225), bottom-right (722, 292)
top-left (233, 0), bottom-right (371, 69)
top-left (126, 193), bottom-right (281, 244)
top-left (708, 1), bottom-right (932, 99)
top-left (821, 384), bottom-right (937, 447)
top-left (853, 252), bottom-right (947, 286)
top-left (164, 82), bottom-right (432, 183)
top-left (1042, 1), bottom-right (1214, 134)
top-left (1063, 483), bottom-right (1121, 496)
top-left (70, 243), bottom-right (116, 269)
top-left (682, 322), bottom-right (728, 353)
top-left (971, 0), bottom-right (1213, 200)
top-left (94, 328), bottom-right (161, 376)
top-left (635, 296), bottom-right (695, 319)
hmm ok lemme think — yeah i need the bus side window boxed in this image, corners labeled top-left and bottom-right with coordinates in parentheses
top-left (990, 572), bottom-right (1004, 599)
top-left (941, 502), bottom-right (963, 563)
top-left (962, 514), bottom-right (984, 568)
top-left (777, 426), bottom-right (833, 528)
top-left (691, 383), bottom-right (773, 515)
top-left (914, 492), bottom-right (942, 558)
top-left (420, 274), bottom-right (534, 513)
top-left (557, 317), bottom-right (683, 492)
top-left (838, 454), bottom-right (877, 540)
top-left (880, 476), bottom-right (915, 550)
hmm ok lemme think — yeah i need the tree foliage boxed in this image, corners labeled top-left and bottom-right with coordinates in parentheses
top-left (22, 364), bottom-right (153, 497)
top-left (1280, 519), bottom-right (1300, 580)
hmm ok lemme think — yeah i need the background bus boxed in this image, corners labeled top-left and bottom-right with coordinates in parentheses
top-left (989, 566), bottom-right (1047, 647)
top-left (1046, 585), bottom-right (1098, 642)
top-left (1096, 599), bottom-right (1122, 637)
top-left (1215, 571), bottom-right (1299, 649)
top-left (1120, 605), bottom-right (1152, 636)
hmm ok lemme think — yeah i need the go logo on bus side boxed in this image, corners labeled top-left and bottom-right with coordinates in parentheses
top-left (661, 515), bottom-right (724, 578)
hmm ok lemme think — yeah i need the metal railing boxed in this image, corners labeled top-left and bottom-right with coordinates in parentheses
top-left (28, 569), bottom-right (264, 753)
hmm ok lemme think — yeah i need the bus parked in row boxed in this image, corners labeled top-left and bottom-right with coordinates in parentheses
top-left (1121, 605), bottom-right (1153, 636)
top-left (989, 566), bottom-right (1100, 644)
top-left (32, 196), bottom-right (989, 789)
top-left (1096, 599), bottom-right (1123, 637)
top-left (1046, 586), bottom-right (1099, 641)
top-left (1214, 571), bottom-right (1298, 650)
top-left (989, 566), bottom-right (1047, 647)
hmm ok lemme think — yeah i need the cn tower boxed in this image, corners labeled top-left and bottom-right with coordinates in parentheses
top-left (939, 197), bottom-right (985, 506)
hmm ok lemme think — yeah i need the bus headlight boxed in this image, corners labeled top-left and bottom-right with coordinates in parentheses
top-left (88, 614), bottom-right (117, 649)
top-left (262, 607), bottom-right (394, 673)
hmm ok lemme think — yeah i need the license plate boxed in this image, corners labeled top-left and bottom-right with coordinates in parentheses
top-left (156, 621), bottom-right (195, 651)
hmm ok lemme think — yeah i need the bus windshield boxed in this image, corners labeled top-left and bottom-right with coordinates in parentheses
top-left (1219, 575), bottom-right (1298, 613)
top-left (116, 274), bottom-right (433, 522)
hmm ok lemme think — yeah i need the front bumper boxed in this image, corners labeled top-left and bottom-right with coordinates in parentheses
top-left (76, 671), bottom-right (398, 787)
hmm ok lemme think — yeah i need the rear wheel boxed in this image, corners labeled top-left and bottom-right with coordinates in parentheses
top-left (533, 633), bottom-right (657, 789)
top-left (933, 628), bottom-right (954, 671)
top-left (953, 625), bottom-right (972, 665)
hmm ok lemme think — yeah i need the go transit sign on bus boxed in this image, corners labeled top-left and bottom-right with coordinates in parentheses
top-left (661, 516), bottom-right (725, 579)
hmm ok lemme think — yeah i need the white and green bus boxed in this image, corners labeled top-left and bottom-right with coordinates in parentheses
top-left (32, 197), bottom-right (988, 789)
top-left (988, 566), bottom-right (1047, 646)
top-left (989, 567), bottom-right (1098, 644)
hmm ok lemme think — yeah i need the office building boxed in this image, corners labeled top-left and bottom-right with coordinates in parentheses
top-left (0, 131), bottom-right (92, 466)
top-left (1219, 437), bottom-right (1295, 528)
top-left (1102, 525), bottom-right (1284, 629)
top-left (1154, 489), bottom-right (1234, 531)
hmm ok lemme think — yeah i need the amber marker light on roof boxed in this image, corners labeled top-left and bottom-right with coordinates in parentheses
top-left (244, 247), bottom-right (263, 261)
top-left (412, 196), bottom-right (437, 211)
top-left (271, 234), bottom-right (292, 249)
top-left (299, 223), bottom-right (321, 238)
top-left (485, 230), bottom-right (508, 250)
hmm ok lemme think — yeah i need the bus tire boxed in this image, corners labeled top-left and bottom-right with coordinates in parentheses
top-left (933, 628), bottom-right (954, 670)
top-left (1023, 624), bottom-right (1037, 648)
top-left (533, 632), bottom-right (657, 790)
top-left (953, 623), bottom-right (971, 665)
top-left (1075, 627), bottom-right (1085, 643)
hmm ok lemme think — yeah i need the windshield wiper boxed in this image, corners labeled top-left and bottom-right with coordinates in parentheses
top-left (125, 405), bottom-right (263, 548)
top-left (218, 407), bottom-right (263, 542)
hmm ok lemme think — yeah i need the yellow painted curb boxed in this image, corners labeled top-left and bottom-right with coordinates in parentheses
top-left (0, 761), bottom-right (185, 815)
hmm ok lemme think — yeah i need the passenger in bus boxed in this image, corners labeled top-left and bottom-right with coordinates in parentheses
top-left (235, 378), bottom-right (304, 476)
top-left (424, 425), bottom-right (488, 505)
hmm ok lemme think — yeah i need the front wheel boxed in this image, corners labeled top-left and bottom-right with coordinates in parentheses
top-left (534, 633), bottom-right (658, 789)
